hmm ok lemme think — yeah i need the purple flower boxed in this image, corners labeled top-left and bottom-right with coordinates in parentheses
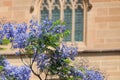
top-left (3, 23), bottom-right (14, 39)
top-left (16, 23), bottom-right (27, 34)
top-left (85, 70), bottom-right (104, 80)
top-left (53, 25), bottom-right (66, 34)
top-left (0, 30), bottom-right (4, 44)
top-left (4, 65), bottom-right (31, 80)
top-left (70, 67), bottom-right (85, 79)
top-left (13, 25), bottom-right (28, 48)
top-left (0, 55), bottom-right (31, 80)
top-left (0, 55), bottom-right (10, 67)
top-left (0, 75), bottom-right (6, 80)
top-left (60, 44), bottom-right (78, 60)
top-left (35, 53), bottom-right (50, 71)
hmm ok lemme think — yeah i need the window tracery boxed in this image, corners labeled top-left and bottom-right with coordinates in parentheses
top-left (35, 0), bottom-right (92, 44)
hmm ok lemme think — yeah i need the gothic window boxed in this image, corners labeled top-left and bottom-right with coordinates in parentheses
top-left (52, 7), bottom-right (60, 21)
top-left (41, 7), bottom-right (48, 20)
top-left (75, 6), bottom-right (83, 41)
top-left (39, 0), bottom-right (92, 45)
top-left (64, 6), bottom-right (72, 41)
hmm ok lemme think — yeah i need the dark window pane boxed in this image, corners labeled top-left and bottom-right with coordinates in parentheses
top-left (63, 6), bottom-right (72, 41)
top-left (52, 7), bottom-right (60, 21)
top-left (75, 7), bottom-right (83, 41)
top-left (41, 7), bottom-right (49, 20)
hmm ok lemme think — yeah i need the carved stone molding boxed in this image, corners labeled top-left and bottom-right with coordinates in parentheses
top-left (30, 0), bottom-right (92, 14)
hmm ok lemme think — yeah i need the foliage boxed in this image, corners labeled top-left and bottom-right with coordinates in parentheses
top-left (1, 39), bottom-right (10, 45)
top-left (0, 18), bottom-right (104, 80)
top-left (0, 48), bottom-right (6, 51)
top-left (0, 55), bottom-right (31, 80)
top-left (0, 66), bottom-right (4, 72)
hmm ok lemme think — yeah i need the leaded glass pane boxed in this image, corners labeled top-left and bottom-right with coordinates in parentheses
top-left (54, 0), bottom-right (59, 4)
top-left (52, 7), bottom-right (60, 21)
top-left (42, 0), bottom-right (48, 5)
top-left (78, 0), bottom-right (82, 3)
top-left (64, 7), bottom-right (72, 41)
top-left (75, 6), bottom-right (83, 41)
top-left (41, 7), bottom-right (49, 21)
top-left (66, 0), bottom-right (71, 3)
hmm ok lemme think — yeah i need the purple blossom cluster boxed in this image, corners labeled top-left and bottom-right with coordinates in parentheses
top-left (70, 67), bottom-right (85, 79)
top-left (28, 18), bottom-right (65, 38)
top-left (85, 69), bottom-right (104, 80)
top-left (2, 23), bottom-right (14, 39)
top-left (0, 22), bottom-right (28, 48)
top-left (35, 53), bottom-right (50, 71)
top-left (0, 30), bottom-right (4, 44)
top-left (68, 67), bottom-right (104, 80)
top-left (0, 55), bottom-right (10, 67)
top-left (0, 18), bottom-right (66, 49)
top-left (13, 23), bottom-right (28, 48)
top-left (60, 44), bottom-right (78, 60)
top-left (0, 55), bottom-right (31, 80)
top-left (4, 65), bottom-right (31, 80)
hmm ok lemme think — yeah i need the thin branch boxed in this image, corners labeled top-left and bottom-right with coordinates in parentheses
top-left (30, 65), bottom-right (42, 80)
top-left (30, 51), bottom-right (42, 80)
top-left (20, 49), bottom-right (30, 65)
top-left (19, 54), bottom-right (28, 66)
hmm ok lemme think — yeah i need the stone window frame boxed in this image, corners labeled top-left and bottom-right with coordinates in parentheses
top-left (34, 0), bottom-right (92, 51)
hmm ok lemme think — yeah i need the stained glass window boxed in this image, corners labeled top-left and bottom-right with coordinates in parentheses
top-left (75, 6), bottom-right (83, 41)
top-left (43, 0), bottom-right (48, 5)
top-left (66, 0), bottom-right (71, 4)
top-left (64, 6), bottom-right (72, 41)
top-left (40, 0), bottom-right (84, 42)
top-left (78, 0), bottom-right (82, 3)
top-left (52, 7), bottom-right (60, 21)
top-left (41, 7), bottom-right (48, 20)
top-left (54, 0), bottom-right (59, 4)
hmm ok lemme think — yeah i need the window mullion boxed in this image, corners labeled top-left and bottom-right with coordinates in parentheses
top-left (48, 1), bottom-right (53, 19)
top-left (60, 0), bottom-right (64, 21)
top-left (49, 8), bottom-right (52, 20)
top-left (39, 10), bottom-right (41, 22)
top-left (83, 1), bottom-right (87, 44)
top-left (72, 5), bottom-right (75, 42)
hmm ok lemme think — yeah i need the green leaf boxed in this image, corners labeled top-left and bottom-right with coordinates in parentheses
top-left (67, 78), bottom-right (74, 80)
top-left (61, 21), bottom-right (66, 25)
top-left (63, 30), bottom-right (70, 37)
top-left (53, 20), bottom-right (61, 26)
top-left (79, 67), bottom-right (86, 73)
top-left (0, 47), bottom-right (6, 50)
top-left (64, 59), bottom-right (71, 64)
top-left (2, 39), bottom-right (10, 45)
top-left (0, 66), bottom-right (4, 71)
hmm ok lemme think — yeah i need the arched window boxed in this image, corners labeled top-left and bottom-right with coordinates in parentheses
top-left (64, 6), bottom-right (72, 41)
top-left (38, 0), bottom-right (92, 49)
top-left (75, 6), bottom-right (83, 41)
top-left (52, 7), bottom-right (60, 21)
top-left (41, 7), bottom-right (48, 20)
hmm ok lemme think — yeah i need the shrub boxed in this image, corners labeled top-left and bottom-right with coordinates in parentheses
top-left (0, 55), bottom-right (31, 80)
top-left (0, 18), bottom-right (104, 80)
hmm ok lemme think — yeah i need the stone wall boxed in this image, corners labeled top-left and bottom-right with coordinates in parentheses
top-left (0, 0), bottom-right (120, 50)
top-left (87, 0), bottom-right (120, 50)
top-left (0, 0), bottom-right (120, 80)
top-left (6, 51), bottom-right (120, 80)
top-left (0, 0), bottom-right (32, 23)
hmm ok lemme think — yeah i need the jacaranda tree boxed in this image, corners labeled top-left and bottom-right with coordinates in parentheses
top-left (0, 18), bottom-right (104, 80)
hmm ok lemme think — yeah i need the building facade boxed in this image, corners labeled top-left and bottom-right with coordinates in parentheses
top-left (0, 0), bottom-right (120, 80)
